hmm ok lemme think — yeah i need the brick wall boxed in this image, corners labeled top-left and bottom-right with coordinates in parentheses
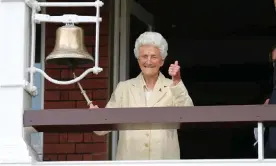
top-left (43, 0), bottom-right (111, 161)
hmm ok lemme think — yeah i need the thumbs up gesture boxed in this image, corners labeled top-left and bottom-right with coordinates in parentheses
top-left (169, 61), bottom-right (181, 86)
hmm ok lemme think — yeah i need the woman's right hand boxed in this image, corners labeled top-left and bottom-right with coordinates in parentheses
top-left (89, 103), bottom-right (99, 109)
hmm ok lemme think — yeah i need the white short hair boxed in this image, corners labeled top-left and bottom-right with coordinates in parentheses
top-left (134, 31), bottom-right (168, 60)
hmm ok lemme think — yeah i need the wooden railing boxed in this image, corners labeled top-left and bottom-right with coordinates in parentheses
top-left (24, 105), bottom-right (276, 132)
top-left (23, 105), bottom-right (276, 166)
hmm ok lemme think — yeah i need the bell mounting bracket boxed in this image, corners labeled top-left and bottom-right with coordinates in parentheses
top-left (34, 14), bottom-right (102, 24)
top-left (24, 0), bottom-right (104, 97)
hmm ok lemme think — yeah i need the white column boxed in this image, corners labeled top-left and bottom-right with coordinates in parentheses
top-left (0, 0), bottom-right (36, 164)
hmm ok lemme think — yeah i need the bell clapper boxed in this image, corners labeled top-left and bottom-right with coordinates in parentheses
top-left (72, 72), bottom-right (93, 106)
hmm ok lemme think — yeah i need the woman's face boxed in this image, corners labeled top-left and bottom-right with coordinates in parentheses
top-left (138, 45), bottom-right (164, 77)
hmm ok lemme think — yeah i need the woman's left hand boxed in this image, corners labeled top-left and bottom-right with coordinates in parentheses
top-left (169, 61), bottom-right (181, 86)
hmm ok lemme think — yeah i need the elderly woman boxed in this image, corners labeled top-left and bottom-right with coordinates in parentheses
top-left (90, 31), bottom-right (194, 160)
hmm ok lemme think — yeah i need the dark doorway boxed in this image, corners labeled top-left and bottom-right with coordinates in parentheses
top-left (129, 0), bottom-right (276, 159)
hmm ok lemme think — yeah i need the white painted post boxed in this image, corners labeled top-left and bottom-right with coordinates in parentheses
top-left (0, 0), bottom-right (36, 164)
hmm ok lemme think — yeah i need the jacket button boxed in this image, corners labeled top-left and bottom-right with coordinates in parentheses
top-left (144, 143), bottom-right (149, 147)
top-left (145, 133), bottom-right (149, 137)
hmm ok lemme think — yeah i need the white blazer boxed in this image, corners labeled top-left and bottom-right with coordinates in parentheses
top-left (94, 73), bottom-right (194, 160)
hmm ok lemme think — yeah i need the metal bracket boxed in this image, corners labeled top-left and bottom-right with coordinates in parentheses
top-left (23, 0), bottom-right (104, 97)
top-left (25, 0), bottom-right (104, 8)
top-left (25, 0), bottom-right (41, 12)
top-left (34, 14), bottom-right (102, 24)
top-left (24, 83), bottom-right (38, 97)
top-left (27, 66), bottom-right (103, 85)
top-left (0, 80), bottom-right (38, 97)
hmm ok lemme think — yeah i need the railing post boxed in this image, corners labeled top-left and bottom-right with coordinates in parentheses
top-left (257, 122), bottom-right (265, 160)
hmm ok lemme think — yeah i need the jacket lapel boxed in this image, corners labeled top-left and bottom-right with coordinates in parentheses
top-left (147, 73), bottom-right (169, 107)
top-left (129, 74), bottom-right (146, 107)
top-left (130, 73), bottom-right (170, 107)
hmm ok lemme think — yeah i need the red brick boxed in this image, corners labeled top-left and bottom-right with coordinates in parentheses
top-left (78, 79), bottom-right (108, 89)
top-left (44, 133), bottom-right (60, 143)
top-left (59, 133), bottom-right (68, 143)
top-left (60, 69), bottom-right (73, 80)
top-left (75, 143), bottom-right (107, 153)
top-left (68, 90), bottom-right (85, 101)
top-left (100, 22), bottom-right (109, 36)
top-left (57, 155), bottom-right (66, 161)
top-left (101, 12), bottom-right (110, 24)
top-left (92, 100), bottom-right (107, 108)
top-left (68, 90), bottom-right (93, 101)
top-left (83, 133), bottom-right (93, 143)
top-left (87, 47), bottom-right (93, 54)
top-left (44, 101), bottom-right (75, 109)
top-left (45, 81), bottom-right (76, 90)
top-left (83, 154), bottom-right (93, 160)
top-left (60, 91), bottom-right (69, 100)
top-left (43, 154), bottom-right (58, 161)
top-left (45, 91), bottom-right (60, 101)
top-left (67, 154), bottom-right (83, 161)
top-left (44, 81), bottom-right (56, 90)
top-left (92, 153), bottom-right (108, 160)
top-left (93, 89), bottom-right (108, 100)
top-left (45, 69), bottom-right (61, 79)
top-left (76, 100), bottom-right (107, 108)
top-left (45, 26), bottom-right (57, 38)
top-left (46, 5), bottom-right (109, 16)
top-left (100, 46), bottom-right (109, 57)
top-left (76, 101), bottom-right (90, 108)
top-left (44, 144), bottom-right (75, 154)
top-left (47, 7), bottom-right (97, 15)
top-left (85, 36), bottom-right (109, 47)
top-left (83, 153), bottom-right (108, 161)
top-left (75, 64), bottom-right (100, 71)
top-left (43, 38), bottom-right (55, 47)
top-left (45, 63), bottom-right (69, 69)
top-left (80, 24), bottom-right (96, 36)
top-left (83, 153), bottom-right (107, 161)
top-left (67, 133), bottom-right (83, 143)
top-left (93, 133), bottom-right (107, 143)
top-left (77, 56), bottom-right (108, 68)
top-left (99, 57), bottom-right (108, 68)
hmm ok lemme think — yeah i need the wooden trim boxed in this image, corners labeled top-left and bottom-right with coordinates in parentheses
top-left (24, 105), bottom-right (276, 132)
